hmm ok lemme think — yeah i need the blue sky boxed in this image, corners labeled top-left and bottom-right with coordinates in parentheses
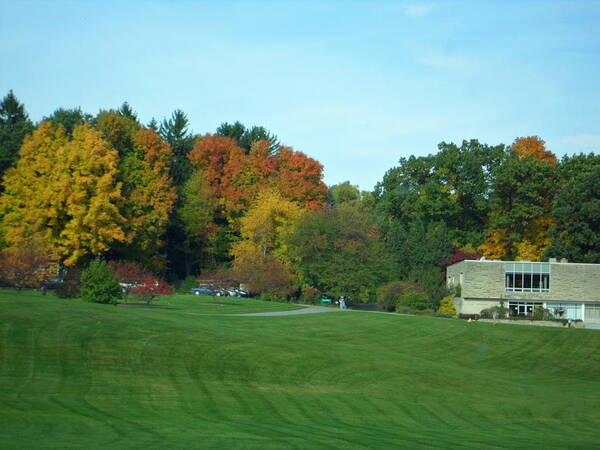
top-left (1, 0), bottom-right (599, 190)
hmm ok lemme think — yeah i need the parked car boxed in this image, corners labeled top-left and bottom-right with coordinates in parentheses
top-left (43, 277), bottom-right (64, 290)
top-left (191, 287), bottom-right (216, 296)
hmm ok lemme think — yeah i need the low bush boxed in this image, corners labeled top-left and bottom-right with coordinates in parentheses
top-left (377, 280), bottom-right (423, 312)
top-left (80, 259), bottom-right (122, 305)
top-left (437, 297), bottom-right (457, 316)
top-left (396, 289), bottom-right (433, 311)
top-left (177, 275), bottom-right (197, 294)
top-left (480, 301), bottom-right (510, 319)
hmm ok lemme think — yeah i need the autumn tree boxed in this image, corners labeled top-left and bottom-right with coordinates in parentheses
top-left (130, 275), bottom-right (173, 304)
top-left (0, 90), bottom-right (33, 185)
top-left (1, 122), bottom-right (69, 250)
top-left (95, 109), bottom-right (140, 156)
top-left (109, 260), bottom-right (173, 304)
top-left (234, 255), bottom-right (294, 299)
top-left (117, 129), bottom-right (176, 270)
top-left (189, 135), bottom-right (326, 221)
top-left (231, 188), bottom-right (305, 267)
top-left (0, 242), bottom-right (58, 290)
top-left (1, 122), bottom-right (125, 266)
top-left (512, 136), bottom-right (557, 164)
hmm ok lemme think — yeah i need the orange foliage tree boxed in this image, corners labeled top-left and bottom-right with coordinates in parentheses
top-left (512, 136), bottom-right (557, 164)
top-left (188, 134), bottom-right (326, 221)
top-left (0, 242), bottom-right (58, 290)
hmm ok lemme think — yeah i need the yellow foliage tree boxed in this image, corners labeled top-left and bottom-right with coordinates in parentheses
top-left (231, 188), bottom-right (305, 268)
top-left (1, 122), bottom-right (125, 266)
top-left (1, 122), bottom-right (68, 248)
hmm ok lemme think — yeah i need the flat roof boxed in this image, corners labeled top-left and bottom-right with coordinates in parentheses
top-left (450, 259), bottom-right (600, 267)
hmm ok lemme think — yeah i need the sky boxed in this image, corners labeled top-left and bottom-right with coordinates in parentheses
top-left (1, 0), bottom-right (599, 190)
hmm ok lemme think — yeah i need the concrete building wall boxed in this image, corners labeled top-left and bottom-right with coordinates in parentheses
top-left (447, 260), bottom-right (600, 304)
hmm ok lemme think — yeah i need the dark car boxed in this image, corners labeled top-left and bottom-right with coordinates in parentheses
top-left (43, 277), bottom-right (64, 290)
top-left (191, 287), bottom-right (215, 296)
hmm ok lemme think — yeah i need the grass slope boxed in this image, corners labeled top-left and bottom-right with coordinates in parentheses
top-left (1, 290), bottom-right (600, 449)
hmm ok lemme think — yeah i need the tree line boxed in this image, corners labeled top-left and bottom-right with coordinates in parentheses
top-left (1, 90), bottom-right (599, 311)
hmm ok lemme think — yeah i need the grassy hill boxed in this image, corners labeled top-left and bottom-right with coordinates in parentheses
top-left (1, 289), bottom-right (600, 449)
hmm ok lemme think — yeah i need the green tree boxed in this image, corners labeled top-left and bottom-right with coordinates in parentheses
top-left (177, 170), bottom-right (217, 273)
top-left (328, 181), bottom-right (360, 206)
top-left (385, 219), bottom-right (453, 304)
top-left (375, 140), bottom-right (505, 247)
top-left (159, 109), bottom-right (195, 187)
top-left (286, 205), bottom-right (393, 300)
top-left (217, 121), bottom-right (280, 154)
top-left (80, 259), bottom-right (122, 304)
top-left (480, 152), bottom-right (560, 260)
top-left (545, 166), bottom-right (600, 263)
top-left (43, 107), bottom-right (92, 136)
top-left (117, 101), bottom-right (138, 121)
top-left (0, 90), bottom-right (34, 184)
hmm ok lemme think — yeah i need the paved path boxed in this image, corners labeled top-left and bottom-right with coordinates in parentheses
top-left (182, 305), bottom-right (341, 317)
top-left (228, 305), bottom-right (338, 316)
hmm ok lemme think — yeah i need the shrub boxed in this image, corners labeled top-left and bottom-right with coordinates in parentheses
top-left (80, 259), bottom-right (122, 304)
top-left (395, 289), bottom-right (433, 311)
top-left (480, 301), bottom-right (510, 319)
top-left (376, 280), bottom-right (421, 312)
top-left (177, 275), bottom-right (197, 294)
top-left (437, 296), bottom-right (457, 316)
top-left (531, 305), bottom-right (554, 321)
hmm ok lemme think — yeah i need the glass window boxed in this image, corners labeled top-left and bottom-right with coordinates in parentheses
top-left (508, 301), bottom-right (543, 317)
top-left (505, 262), bottom-right (550, 292)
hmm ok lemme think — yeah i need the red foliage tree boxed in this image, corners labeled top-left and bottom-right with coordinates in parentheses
top-left (108, 261), bottom-right (172, 304)
top-left (130, 275), bottom-right (173, 305)
top-left (442, 247), bottom-right (483, 267)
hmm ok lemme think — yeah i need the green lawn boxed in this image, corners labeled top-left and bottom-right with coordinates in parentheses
top-left (1, 289), bottom-right (600, 449)
top-left (127, 292), bottom-right (304, 314)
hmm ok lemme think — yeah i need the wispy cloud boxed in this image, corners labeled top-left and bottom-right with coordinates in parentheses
top-left (404, 4), bottom-right (432, 18)
top-left (549, 134), bottom-right (600, 154)
top-left (417, 49), bottom-right (478, 73)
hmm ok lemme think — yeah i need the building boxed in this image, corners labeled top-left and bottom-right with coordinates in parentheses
top-left (446, 259), bottom-right (600, 325)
